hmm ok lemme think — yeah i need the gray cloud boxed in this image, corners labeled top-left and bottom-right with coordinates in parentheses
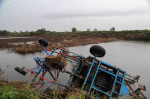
top-left (0, 0), bottom-right (150, 31)
top-left (41, 0), bottom-right (150, 19)
top-left (43, 8), bottom-right (150, 19)
top-left (0, 0), bottom-right (4, 8)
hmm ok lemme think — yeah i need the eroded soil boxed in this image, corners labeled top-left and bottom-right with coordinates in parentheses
top-left (0, 35), bottom-right (118, 54)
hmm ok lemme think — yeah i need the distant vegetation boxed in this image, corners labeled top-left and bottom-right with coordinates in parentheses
top-left (0, 28), bottom-right (150, 41)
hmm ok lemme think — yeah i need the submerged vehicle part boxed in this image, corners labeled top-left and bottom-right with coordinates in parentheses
top-left (15, 38), bottom-right (147, 99)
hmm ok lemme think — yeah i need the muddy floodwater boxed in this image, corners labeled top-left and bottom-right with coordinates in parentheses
top-left (0, 40), bottom-right (150, 97)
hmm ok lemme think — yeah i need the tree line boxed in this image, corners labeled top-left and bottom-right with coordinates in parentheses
top-left (0, 27), bottom-right (150, 36)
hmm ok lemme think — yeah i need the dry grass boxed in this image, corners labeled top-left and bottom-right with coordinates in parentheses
top-left (45, 55), bottom-right (67, 69)
top-left (0, 80), bottom-right (24, 90)
top-left (0, 35), bottom-right (118, 54)
top-left (13, 37), bottom-right (117, 54)
top-left (0, 42), bottom-right (16, 49)
top-left (14, 44), bottom-right (42, 54)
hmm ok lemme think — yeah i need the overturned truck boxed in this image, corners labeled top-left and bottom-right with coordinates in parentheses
top-left (15, 38), bottom-right (147, 99)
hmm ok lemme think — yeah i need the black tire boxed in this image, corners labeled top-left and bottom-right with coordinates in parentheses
top-left (15, 67), bottom-right (26, 75)
top-left (90, 45), bottom-right (106, 57)
top-left (38, 38), bottom-right (48, 47)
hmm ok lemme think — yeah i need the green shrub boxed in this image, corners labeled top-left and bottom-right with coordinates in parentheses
top-left (0, 85), bottom-right (41, 99)
top-left (0, 86), bottom-right (19, 99)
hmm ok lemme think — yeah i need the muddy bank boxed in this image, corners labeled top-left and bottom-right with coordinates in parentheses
top-left (0, 32), bottom-right (149, 54)
top-left (0, 80), bottom-right (24, 89)
top-left (0, 35), bottom-right (118, 54)
top-left (15, 37), bottom-right (117, 54)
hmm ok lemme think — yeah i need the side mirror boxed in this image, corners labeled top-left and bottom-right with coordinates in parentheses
top-left (90, 45), bottom-right (106, 57)
top-left (38, 38), bottom-right (48, 47)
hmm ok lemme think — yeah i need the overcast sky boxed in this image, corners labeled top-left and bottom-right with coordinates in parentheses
top-left (0, 0), bottom-right (150, 32)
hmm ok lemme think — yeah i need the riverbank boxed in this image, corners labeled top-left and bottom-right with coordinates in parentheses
top-left (0, 31), bottom-right (149, 54)
top-left (0, 35), bottom-right (118, 54)
top-left (0, 80), bottom-right (41, 99)
top-left (0, 80), bottom-right (96, 99)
